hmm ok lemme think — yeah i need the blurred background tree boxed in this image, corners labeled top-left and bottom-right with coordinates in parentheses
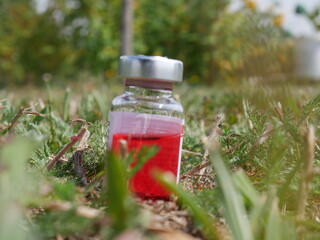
top-left (0, 0), bottom-right (292, 85)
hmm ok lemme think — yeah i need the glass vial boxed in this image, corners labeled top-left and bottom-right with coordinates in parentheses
top-left (108, 55), bottom-right (184, 200)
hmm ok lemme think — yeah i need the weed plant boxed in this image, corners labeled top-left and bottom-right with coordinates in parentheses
top-left (0, 81), bottom-right (320, 239)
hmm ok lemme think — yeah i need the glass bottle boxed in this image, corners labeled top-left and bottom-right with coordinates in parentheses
top-left (108, 55), bottom-right (184, 199)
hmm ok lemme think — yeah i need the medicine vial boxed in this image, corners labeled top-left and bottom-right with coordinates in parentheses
top-left (108, 55), bottom-right (184, 199)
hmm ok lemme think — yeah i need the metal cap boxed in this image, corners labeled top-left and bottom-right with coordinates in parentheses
top-left (118, 55), bottom-right (183, 82)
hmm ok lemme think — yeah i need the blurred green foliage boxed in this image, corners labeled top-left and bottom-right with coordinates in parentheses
top-left (0, 0), bottom-right (292, 85)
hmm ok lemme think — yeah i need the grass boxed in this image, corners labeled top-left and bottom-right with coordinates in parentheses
top-left (0, 79), bottom-right (320, 239)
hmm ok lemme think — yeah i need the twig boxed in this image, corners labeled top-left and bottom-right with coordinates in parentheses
top-left (71, 127), bottom-right (91, 186)
top-left (182, 173), bottom-right (214, 178)
top-left (274, 102), bottom-right (284, 120)
top-left (76, 128), bottom-right (90, 151)
top-left (180, 161), bottom-right (211, 179)
top-left (225, 133), bottom-right (241, 147)
top-left (249, 123), bottom-right (274, 160)
top-left (181, 116), bottom-right (221, 180)
top-left (225, 141), bottom-right (244, 155)
top-left (208, 115), bottom-right (222, 141)
top-left (197, 116), bottom-right (222, 182)
top-left (72, 151), bottom-right (88, 186)
top-left (7, 107), bottom-right (25, 134)
top-left (46, 127), bottom-right (88, 171)
top-left (297, 125), bottom-right (315, 221)
top-left (182, 149), bottom-right (202, 156)
top-left (38, 98), bottom-right (45, 109)
top-left (24, 111), bottom-right (46, 117)
top-left (203, 115), bottom-right (222, 158)
top-left (243, 99), bottom-right (253, 130)
top-left (71, 118), bottom-right (87, 124)
top-left (28, 101), bottom-right (38, 112)
top-left (180, 140), bottom-right (244, 179)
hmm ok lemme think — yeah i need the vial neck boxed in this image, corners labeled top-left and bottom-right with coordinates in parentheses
top-left (124, 79), bottom-right (173, 98)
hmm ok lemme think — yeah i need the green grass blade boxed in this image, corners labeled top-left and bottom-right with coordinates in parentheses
top-left (105, 151), bottom-right (132, 234)
top-left (153, 170), bottom-right (222, 240)
top-left (93, 90), bottom-right (108, 120)
top-left (296, 219), bottom-right (320, 230)
top-left (211, 152), bottom-right (254, 240)
top-left (233, 170), bottom-right (259, 206)
top-left (63, 88), bottom-right (71, 121)
top-left (264, 200), bottom-right (282, 240)
top-left (84, 170), bottom-right (107, 194)
top-left (128, 146), bottom-right (158, 178)
top-left (249, 188), bottom-right (279, 238)
top-left (0, 139), bottom-right (38, 240)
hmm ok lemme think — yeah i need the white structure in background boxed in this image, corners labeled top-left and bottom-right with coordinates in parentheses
top-left (295, 35), bottom-right (320, 80)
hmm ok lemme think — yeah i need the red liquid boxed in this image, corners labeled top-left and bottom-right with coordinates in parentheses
top-left (112, 133), bottom-right (182, 199)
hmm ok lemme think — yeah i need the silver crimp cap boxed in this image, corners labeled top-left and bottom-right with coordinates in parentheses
top-left (118, 55), bottom-right (183, 82)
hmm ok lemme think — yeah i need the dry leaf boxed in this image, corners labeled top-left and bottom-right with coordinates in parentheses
top-left (45, 201), bottom-right (72, 212)
top-left (114, 230), bottom-right (143, 240)
top-left (76, 206), bottom-right (100, 219)
top-left (150, 229), bottom-right (198, 240)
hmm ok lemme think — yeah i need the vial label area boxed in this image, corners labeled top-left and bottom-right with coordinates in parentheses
top-left (108, 112), bottom-right (184, 199)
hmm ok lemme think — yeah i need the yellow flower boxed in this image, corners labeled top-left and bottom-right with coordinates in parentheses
top-left (273, 15), bottom-right (284, 27)
top-left (244, 0), bottom-right (257, 11)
